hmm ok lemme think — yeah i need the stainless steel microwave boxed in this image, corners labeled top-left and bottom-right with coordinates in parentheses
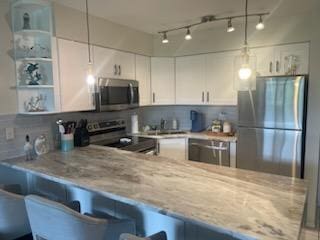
top-left (95, 78), bottom-right (139, 112)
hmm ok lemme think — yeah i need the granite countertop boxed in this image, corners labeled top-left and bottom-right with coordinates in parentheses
top-left (132, 131), bottom-right (237, 142)
top-left (1, 146), bottom-right (306, 240)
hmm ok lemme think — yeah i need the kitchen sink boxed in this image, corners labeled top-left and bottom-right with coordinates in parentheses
top-left (146, 130), bottom-right (188, 135)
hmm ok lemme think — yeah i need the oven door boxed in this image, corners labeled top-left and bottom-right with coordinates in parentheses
top-left (96, 78), bottom-right (139, 111)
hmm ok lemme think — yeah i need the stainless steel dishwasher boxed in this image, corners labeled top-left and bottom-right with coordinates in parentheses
top-left (188, 138), bottom-right (230, 166)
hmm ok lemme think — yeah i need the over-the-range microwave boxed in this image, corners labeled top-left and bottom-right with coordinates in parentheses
top-left (95, 78), bottom-right (139, 112)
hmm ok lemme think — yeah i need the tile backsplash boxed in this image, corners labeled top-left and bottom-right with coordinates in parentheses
top-left (0, 105), bottom-right (237, 160)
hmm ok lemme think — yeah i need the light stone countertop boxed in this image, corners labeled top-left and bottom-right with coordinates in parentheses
top-left (1, 146), bottom-right (306, 240)
top-left (132, 131), bottom-right (237, 142)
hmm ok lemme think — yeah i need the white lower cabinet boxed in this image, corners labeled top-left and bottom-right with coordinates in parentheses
top-left (157, 138), bottom-right (187, 161)
top-left (57, 39), bottom-right (95, 112)
top-left (151, 57), bottom-right (175, 105)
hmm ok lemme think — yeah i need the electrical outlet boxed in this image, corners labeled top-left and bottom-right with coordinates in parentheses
top-left (5, 127), bottom-right (15, 140)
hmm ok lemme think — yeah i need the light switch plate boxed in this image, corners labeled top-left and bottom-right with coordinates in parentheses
top-left (5, 127), bottom-right (15, 140)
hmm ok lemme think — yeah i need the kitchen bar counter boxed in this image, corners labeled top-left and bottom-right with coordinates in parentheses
top-left (1, 146), bottom-right (306, 240)
top-left (133, 131), bottom-right (237, 142)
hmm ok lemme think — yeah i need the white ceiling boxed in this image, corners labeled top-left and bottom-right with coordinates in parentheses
top-left (52, 0), bottom-right (312, 34)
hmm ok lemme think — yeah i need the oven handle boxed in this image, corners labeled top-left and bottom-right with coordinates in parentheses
top-left (129, 83), bottom-right (134, 104)
top-left (190, 143), bottom-right (228, 151)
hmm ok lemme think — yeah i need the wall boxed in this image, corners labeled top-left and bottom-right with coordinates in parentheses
top-left (0, 0), bottom-right (17, 114)
top-left (53, 3), bottom-right (153, 56)
top-left (305, 0), bottom-right (320, 227)
top-left (153, 13), bottom-right (312, 57)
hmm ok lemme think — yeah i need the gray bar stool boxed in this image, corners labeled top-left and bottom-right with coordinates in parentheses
top-left (25, 195), bottom-right (136, 240)
top-left (0, 184), bottom-right (32, 240)
top-left (120, 231), bottom-right (167, 240)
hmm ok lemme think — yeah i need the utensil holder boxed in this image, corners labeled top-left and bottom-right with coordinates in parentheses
top-left (61, 133), bottom-right (74, 152)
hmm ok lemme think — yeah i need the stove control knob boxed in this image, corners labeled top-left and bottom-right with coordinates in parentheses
top-left (87, 125), bottom-right (92, 131)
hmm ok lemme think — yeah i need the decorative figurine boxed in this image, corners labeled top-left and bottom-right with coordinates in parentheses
top-left (24, 94), bottom-right (47, 112)
top-left (25, 63), bottom-right (42, 85)
top-left (23, 13), bottom-right (31, 30)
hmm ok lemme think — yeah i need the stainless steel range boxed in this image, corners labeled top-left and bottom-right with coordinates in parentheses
top-left (88, 119), bottom-right (157, 154)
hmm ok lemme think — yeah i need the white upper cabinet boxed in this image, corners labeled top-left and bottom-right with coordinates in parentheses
top-left (93, 46), bottom-right (135, 80)
top-left (176, 55), bottom-right (206, 105)
top-left (135, 55), bottom-right (151, 106)
top-left (205, 52), bottom-right (238, 105)
top-left (57, 39), bottom-right (95, 112)
top-left (252, 42), bottom-right (309, 76)
top-left (93, 46), bottom-right (116, 78)
top-left (252, 47), bottom-right (275, 76)
top-left (151, 57), bottom-right (175, 105)
top-left (275, 43), bottom-right (309, 75)
top-left (114, 51), bottom-right (135, 79)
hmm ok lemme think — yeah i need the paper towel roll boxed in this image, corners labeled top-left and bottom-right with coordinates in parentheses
top-left (131, 114), bottom-right (139, 134)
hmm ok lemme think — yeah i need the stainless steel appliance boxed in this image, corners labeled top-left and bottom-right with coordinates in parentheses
top-left (95, 78), bottom-right (139, 112)
top-left (88, 119), bottom-right (156, 154)
top-left (237, 75), bottom-right (308, 178)
top-left (188, 139), bottom-right (230, 166)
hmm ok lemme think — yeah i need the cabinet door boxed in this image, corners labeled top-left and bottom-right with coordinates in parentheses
top-left (205, 52), bottom-right (237, 105)
top-left (151, 57), bottom-right (175, 105)
top-left (135, 55), bottom-right (151, 106)
top-left (57, 39), bottom-right (95, 112)
top-left (115, 51), bottom-right (135, 79)
top-left (275, 43), bottom-right (309, 75)
top-left (93, 46), bottom-right (116, 78)
top-left (176, 55), bottom-right (206, 105)
top-left (251, 47), bottom-right (276, 76)
top-left (158, 138), bottom-right (187, 161)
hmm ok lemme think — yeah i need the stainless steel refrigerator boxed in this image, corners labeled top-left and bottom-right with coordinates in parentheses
top-left (237, 75), bottom-right (308, 178)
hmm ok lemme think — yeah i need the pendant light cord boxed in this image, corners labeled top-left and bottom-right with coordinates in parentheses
top-left (244, 0), bottom-right (248, 45)
top-left (85, 0), bottom-right (92, 64)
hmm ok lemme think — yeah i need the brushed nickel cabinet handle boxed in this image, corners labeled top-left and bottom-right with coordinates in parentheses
top-left (269, 62), bottom-right (273, 73)
top-left (114, 64), bottom-right (118, 75)
top-left (276, 61), bottom-right (280, 73)
top-left (152, 92), bottom-right (155, 103)
top-left (118, 65), bottom-right (121, 75)
top-left (202, 92), bottom-right (205, 103)
top-left (207, 92), bottom-right (209, 103)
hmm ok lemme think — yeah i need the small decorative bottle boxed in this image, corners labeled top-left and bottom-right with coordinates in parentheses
top-left (24, 135), bottom-right (33, 161)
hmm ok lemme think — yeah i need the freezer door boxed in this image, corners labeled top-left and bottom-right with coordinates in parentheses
top-left (238, 76), bottom-right (306, 130)
top-left (188, 139), bottom-right (230, 166)
top-left (237, 127), bottom-right (302, 178)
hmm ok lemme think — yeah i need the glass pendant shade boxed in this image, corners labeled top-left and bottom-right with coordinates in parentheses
top-left (86, 62), bottom-right (95, 86)
top-left (234, 45), bottom-right (257, 91)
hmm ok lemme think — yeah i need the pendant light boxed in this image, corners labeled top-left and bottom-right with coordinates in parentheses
top-left (85, 0), bottom-right (95, 85)
top-left (234, 0), bottom-right (256, 90)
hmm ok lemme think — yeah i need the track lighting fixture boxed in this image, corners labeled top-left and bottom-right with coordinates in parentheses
top-left (162, 32), bottom-right (169, 43)
top-left (256, 15), bottom-right (265, 30)
top-left (185, 28), bottom-right (192, 40)
top-left (227, 18), bottom-right (235, 32)
top-left (159, 11), bottom-right (269, 44)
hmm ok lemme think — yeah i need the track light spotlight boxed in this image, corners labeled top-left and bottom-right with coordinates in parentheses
top-left (256, 15), bottom-right (265, 30)
top-left (185, 28), bottom-right (192, 40)
top-left (227, 18), bottom-right (235, 32)
top-left (162, 32), bottom-right (169, 43)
